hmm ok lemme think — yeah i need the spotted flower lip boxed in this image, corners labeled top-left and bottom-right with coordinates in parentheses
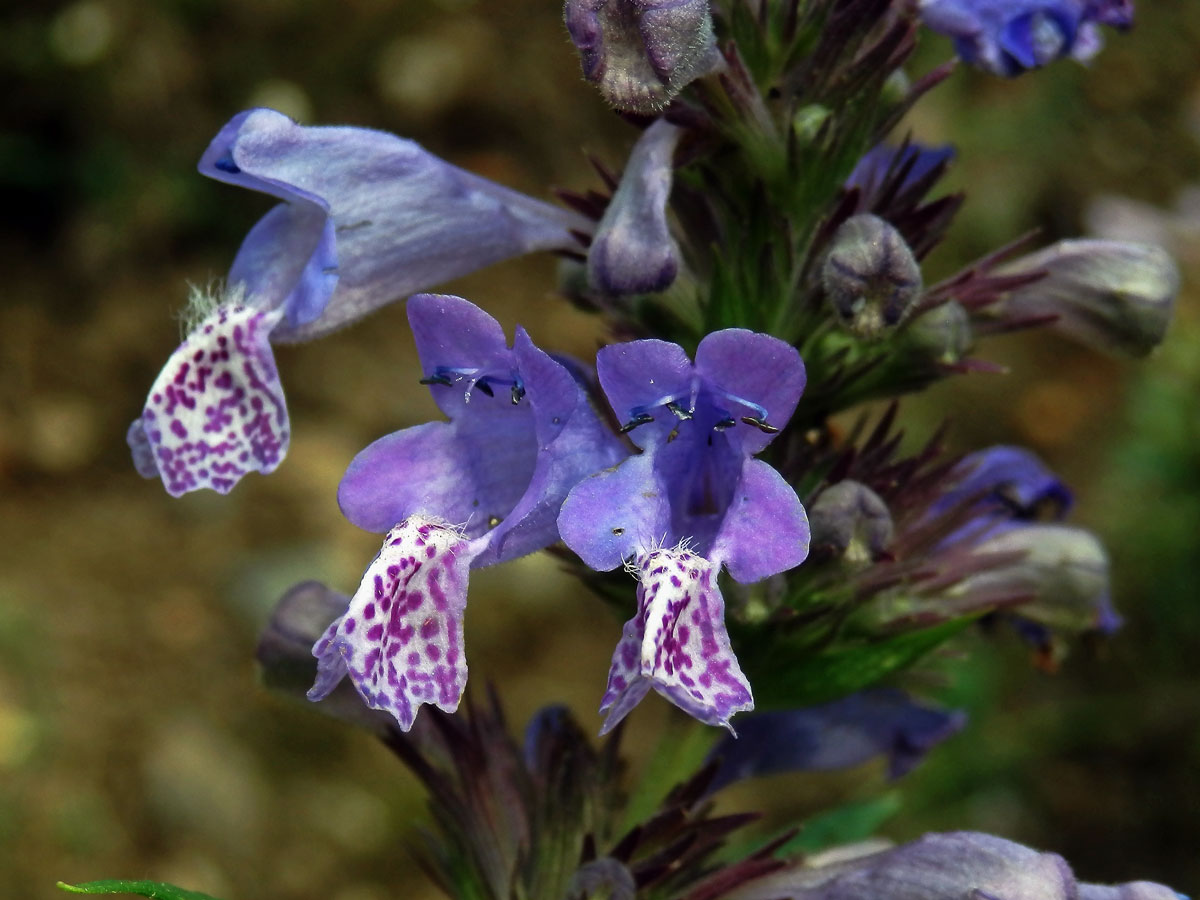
top-left (132, 108), bottom-right (589, 497)
top-left (558, 328), bottom-right (810, 730)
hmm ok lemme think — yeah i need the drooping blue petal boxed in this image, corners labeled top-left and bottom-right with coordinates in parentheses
top-left (201, 108), bottom-right (589, 341)
top-left (706, 689), bottom-right (965, 792)
top-left (130, 301), bottom-right (289, 496)
top-left (310, 517), bottom-right (479, 731)
top-left (600, 547), bottom-right (753, 733)
top-left (710, 459), bottom-right (810, 583)
top-left (588, 118), bottom-right (682, 295)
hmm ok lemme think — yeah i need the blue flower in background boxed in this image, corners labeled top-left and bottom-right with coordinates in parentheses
top-left (559, 329), bottom-right (810, 732)
top-left (846, 142), bottom-right (956, 197)
top-left (130, 108), bottom-right (588, 496)
top-left (706, 689), bottom-right (966, 792)
top-left (919, 0), bottom-right (1134, 77)
top-left (310, 294), bottom-right (625, 730)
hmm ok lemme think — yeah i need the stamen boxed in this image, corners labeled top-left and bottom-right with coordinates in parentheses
top-left (419, 373), bottom-right (454, 388)
top-left (620, 412), bottom-right (656, 433)
top-left (740, 415), bottom-right (779, 434)
top-left (472, 379), bottom-right (495, 398)
top-left (713, 416), bottom-right (737, 431)
top-left (510, 375), bottom-right (526, 405)
top-left (667, 401), bottom-right (693, 420)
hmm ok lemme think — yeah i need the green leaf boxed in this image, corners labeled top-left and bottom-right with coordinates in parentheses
top-left (57, 880), bottom-right (225, 900)
top-left (743, 617), bottom-right (974, 709)
top-left (781, 792), bottom-right (904, 855)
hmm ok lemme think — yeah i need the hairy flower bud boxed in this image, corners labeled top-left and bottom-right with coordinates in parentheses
top-left (809, 480), bottom-right (893, 564)
top-left (997, 239), bottom-right (1179, 357)
top-left (906, 300), bottom-right (973, 363)
top-left (564, 0), bottom-right (718, 113)
top-left (822, 214), bottom-right (923, 340)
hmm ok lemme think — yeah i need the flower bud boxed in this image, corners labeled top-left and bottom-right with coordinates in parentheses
top-left (997, 239), bottom-right (1179, 357)
top-left (588, 118), bottom-right (682, 295)
top-left (809, 480), bottom-right (893, 564)
top-left (564, 0), bottom-right (717, 113)
top-left (822, 214), bottom-right (923, 340)
top-left (905, 300), bottom-right (972, 364)
top-left (952, 524), bottom-right (1113, 633)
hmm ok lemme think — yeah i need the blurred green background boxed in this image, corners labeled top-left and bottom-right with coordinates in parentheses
top-left (1, 2), bottom-right (1198, 898)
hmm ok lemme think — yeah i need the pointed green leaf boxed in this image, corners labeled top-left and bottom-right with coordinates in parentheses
top-left (57, 880), bottom-right (225, 900)
top-left (742, 617), bottom-right (974, 709)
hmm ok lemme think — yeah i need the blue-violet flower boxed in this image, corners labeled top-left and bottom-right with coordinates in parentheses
top-left (129, 108), bottom-right (587, 496)
top-left (919, 0), bottom-right (1135, 77)
top-left (558, 329), bottom-right (810, 732)
top-left (311, 294), bottom-right (625, 730)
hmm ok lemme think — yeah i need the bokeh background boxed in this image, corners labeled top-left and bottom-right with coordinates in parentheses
top-left (2, 2), bottom-right (1199, 898)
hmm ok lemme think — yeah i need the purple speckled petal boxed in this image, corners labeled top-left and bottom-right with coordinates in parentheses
top-left (595, 338), bottom-right (693, 449)
top-left (202, 108), bottom-right (588, 341)
top-left (588, 119), bottom-right (682, 296)
top-left (710, 458), bottom-right (810, 583)
top-left (309, 517), bottom-right (480, 731)
top-left (132, 302), bottom-right (289, 496)
top-left (559, 450), bottom-right (672, 571)
top-left (598, 609), bottom-right (653, 735)
top-left (597, 546), bottom-right (756, 733)
top-left (694, 329), bottom-right (806, 456)
top-left (633, 547), bottom-right (753, 732)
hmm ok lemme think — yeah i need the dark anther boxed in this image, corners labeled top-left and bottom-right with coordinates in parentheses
top-left (740, 415), bottom-right (779, 434)
top-left (667, 425), bottom-right (681, 443)
top-left (612, 527), bottom-right (624, 535)
top-left (420, 373), bottom-right (454, 388)
top-left (667, 401), bottom-right (693, 420)
top-left (713, 416), bottom-right (737, 431)
top-left (488, 515), bottom-right (502, 528)
top-left (473, 380), bottom-right (495, 398)
top-left (511, 382), bottom-right (526, 405)
top-left (619, 413), bottom-right (655, 433)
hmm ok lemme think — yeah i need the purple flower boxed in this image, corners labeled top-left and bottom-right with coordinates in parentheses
top-left (919, 0), bottom-right (1135, 77)
top-left (588, 118), bottom-right (683, 296)
top-left (936, 447), bottom-right (1119, 637)
top-left (706, 689), bottom-right (965, 791)
top-left (564, 0), bottom-right (718, 113)
top-left (312, 294), bottom-right (625, 730)
top-left (846, 143), bottom-right (956, 198)
top-left (725, 831), bottom-right (1183, 900)
top-left (558, 330), bottom-right (810, 732)
top-left (937, 445), bottom-right (1073, 544)
top-left (129, 108), bottom-right (587, 497)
